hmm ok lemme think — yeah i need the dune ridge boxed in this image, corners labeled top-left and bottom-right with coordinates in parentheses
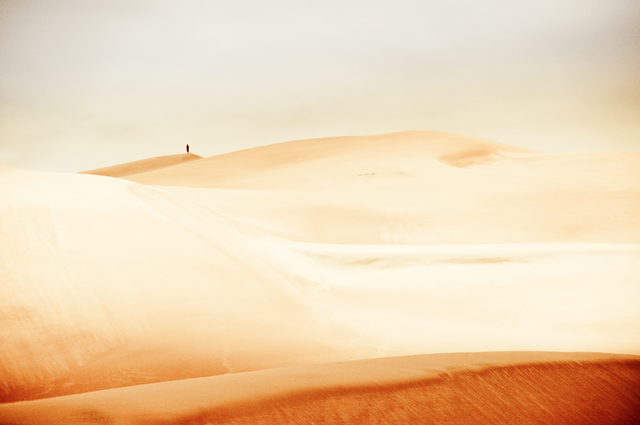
top-left (124, 131), bottom-right (538, 189)
top-left (123, 131), bottom-right (640, 244)
top-left (0, 352), bottom-right (638, 425)
top-left (80, 153), bottom-right (202, 178)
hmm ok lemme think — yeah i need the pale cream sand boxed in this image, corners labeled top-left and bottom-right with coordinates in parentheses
top-left (1, 131), bottom-right (639, 422)
top-left (126, 131), bottom-right (640, 244)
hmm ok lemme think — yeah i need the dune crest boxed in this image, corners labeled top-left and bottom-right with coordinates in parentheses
top-left (0, 352), bottom-right (638, 425)
top-left (79, 153), bottom-right (202, 178)
top-left (124, 131), bottom-right (537, 188)
top-left (121, 131), bottom-right (640, 244)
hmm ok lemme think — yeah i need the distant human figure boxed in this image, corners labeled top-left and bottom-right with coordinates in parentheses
top-left (186, 144), bottom-right (189, 153)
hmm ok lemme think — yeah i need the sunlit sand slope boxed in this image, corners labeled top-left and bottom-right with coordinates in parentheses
top-left (0, 168), bottom-right (355, 402)
top-left (1, 131), bottom-right (639, 406)
top-left (126, 131), bottom-right (536, 189)
top-left (80, 153), bottom-right (202, 178)
top-left (127, 131), bottom-right (640, 243)
top-left (253, 240), bottom-right (640, 357)
top-left (0, 352), bottom-right (638, 425)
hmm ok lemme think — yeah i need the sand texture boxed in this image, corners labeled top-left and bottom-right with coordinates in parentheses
top-left (1, 352), bottom-right (638, 425)
top-left (1, 131), bottom-right (639, 423)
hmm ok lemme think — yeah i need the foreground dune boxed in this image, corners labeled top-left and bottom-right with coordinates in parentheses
top-left (2, 131), bottom-right (640, 422)
top-left (0, 352), bottom-right (638, 425)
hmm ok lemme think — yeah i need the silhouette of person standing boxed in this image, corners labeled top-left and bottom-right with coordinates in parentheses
top-left (186, 144), bottom-right (189, 153)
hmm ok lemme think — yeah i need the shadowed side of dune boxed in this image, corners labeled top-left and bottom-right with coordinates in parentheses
top-left (175, 361), bottom-right (640, 425)
top-left (0, 353), bottom-right (638, 425)
top-left (79, 153), bottom-right (202, 178)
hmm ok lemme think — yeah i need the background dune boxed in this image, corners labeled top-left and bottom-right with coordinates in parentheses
top-left (79, 153), bottom-right (202, 178)
top-left (126, 131), bottom-right (640, 244)
top-left (1, 131), bottom-right (639, 422)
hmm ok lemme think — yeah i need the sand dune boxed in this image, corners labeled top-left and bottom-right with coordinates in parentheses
top-left (125, 131), bottom-right (640, 244)
top-left (125, 131), bottom-right (538, 189)
top-left (0, 352), bottom-right (638, 425)
top-left (1, 131), bottom-right (640, 422)
top-left (0, 168), bottom-right (354, 402)
top-left (80, 152), bottom-right (202, 178)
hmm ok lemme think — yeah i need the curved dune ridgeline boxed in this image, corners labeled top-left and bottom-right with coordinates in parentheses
top-left (125, 131), bottom-right (640, 244)
top-left (80, 153), bottom-right (202, 178)
top-left (0, 353), bottom-right (638, 425)
top-left (2, 131), bottom-right (640, 423)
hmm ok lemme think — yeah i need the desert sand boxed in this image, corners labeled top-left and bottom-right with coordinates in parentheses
top-left (1, 131), bottom-right (639, 423)
top-left (79, 153), bottom-right (202, 178)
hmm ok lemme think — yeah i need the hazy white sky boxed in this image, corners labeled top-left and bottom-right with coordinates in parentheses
top-left (1, 0), bottom-right (639, 172)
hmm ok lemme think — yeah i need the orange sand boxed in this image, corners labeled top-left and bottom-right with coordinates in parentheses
top-left (0, 352), bottom-right (638, 425)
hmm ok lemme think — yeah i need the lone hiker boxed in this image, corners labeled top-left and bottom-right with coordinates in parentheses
top-left (186, 144), bottom-right (189, 153)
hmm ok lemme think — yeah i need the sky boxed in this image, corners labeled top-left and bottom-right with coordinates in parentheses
top-left (1, 0), bottom-right (639, 172)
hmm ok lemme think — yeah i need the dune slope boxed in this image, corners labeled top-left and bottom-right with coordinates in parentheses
top-left (80, 153), bottom-right (202, 178)
top-left (1, 131), bottom-right (639, 417)
top-left (125, 131), bottom-right (536, 189)
top-left (0, 168), bottom-right (355, 402)
top-left (0, 352), bottom-right (638, 425)
top-left (125, 131), bottom-right (640, 244)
